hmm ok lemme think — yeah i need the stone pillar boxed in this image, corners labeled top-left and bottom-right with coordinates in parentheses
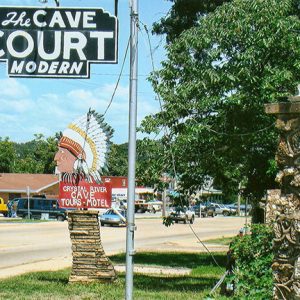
top-left (67, 210), bottom-right (117, 283)
top-left (265, 101), bottom-right (300, 299)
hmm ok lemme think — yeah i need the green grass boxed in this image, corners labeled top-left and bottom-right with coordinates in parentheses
top-left (0, 218), bottom-right (51, 223)
top-left (0, 252), bottom-right (228, 300)
top-left (110, 251), bottom-right (227, 269)
top-left (203, 236), bottom-right (234, 246)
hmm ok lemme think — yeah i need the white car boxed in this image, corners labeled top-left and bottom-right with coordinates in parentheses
top-left (210, 203), bottom-right (233, 216)
top-left (169, 207), bottom-right (195, 224)
top-left (147, 201), bottom-right (162, 213)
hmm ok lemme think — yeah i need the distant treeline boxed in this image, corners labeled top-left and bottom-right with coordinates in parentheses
top-left (0, 134), bottom-right (129, 176)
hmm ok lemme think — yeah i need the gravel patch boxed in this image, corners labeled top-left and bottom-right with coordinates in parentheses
top-left (114, 264), bottom-right (191, 275)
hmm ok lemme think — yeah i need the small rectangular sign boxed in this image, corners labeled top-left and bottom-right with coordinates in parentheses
top-left (59, 180), bottom-right (112, 209)
top-left (0, 6), bottom-right (118, 78)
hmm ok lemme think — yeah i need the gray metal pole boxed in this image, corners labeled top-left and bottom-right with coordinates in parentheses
top-left (162, 188), bottom-right (167, 217)
top-left (237, 182), bottom-right (241, 216)
top-left (125, 0), bottom-right (138, 299)
top-left (27, 186), bottom-right (30, 219)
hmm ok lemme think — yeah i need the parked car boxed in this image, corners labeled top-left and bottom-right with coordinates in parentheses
top-left (100, 209), bottom-right (127, 227)
top-left (13, 198), bottom-right (67, 221)
top-left (169, 207), bottom-right (195, 224)
top-left (227, 203), bottom-right (252, 214)
top-left (119, 200), bottom-right (127, 210)
top-left (192, 204), bottom-right (215, 218)
top-left (210, 203), bottom-right (234, 216)
top-left (147, 201), bottom-right (162, 213)
top-left (0, 197), bottom-right (8, 217)
top-left (134, 199), bottom-right (149, 213)
top-left (224, 204), bottom-right (237, 215)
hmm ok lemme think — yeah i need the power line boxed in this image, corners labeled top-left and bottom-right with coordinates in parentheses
top-left (139, 22), bottom-right (223, 270)
top-left (103, 37), bottom-right (130, 116)
top-left (139, 23), bottom-right (274, 138)
top-left (192, 120), bottom-right (276, 137)
top-left (91, 73), bottom-right (148, 77)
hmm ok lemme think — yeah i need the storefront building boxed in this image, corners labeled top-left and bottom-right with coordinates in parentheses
top-left (0, 174), bottom-right (153, 203)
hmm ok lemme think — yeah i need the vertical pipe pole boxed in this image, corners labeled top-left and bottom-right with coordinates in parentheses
top-left (162, 174), bottom-right (167, 217)
top-left (245, 196), bottom-right (248, 229)
top-left (237, 182), bottom-right (241, 216)
top-left (126, 0), bottom-right (138, 299)
top-left (115, 0), bottom-right (119, 17)
top-left (27, 186), bottom-right (30, 219)
top-left (162, 188), bottom-right (167, 217)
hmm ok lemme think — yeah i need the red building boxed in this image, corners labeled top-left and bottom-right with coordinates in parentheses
top-left (0, 174), bottom-right (152, 203)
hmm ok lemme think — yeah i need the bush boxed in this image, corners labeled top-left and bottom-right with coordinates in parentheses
top-left (227, 224), bottom-right (274, 299)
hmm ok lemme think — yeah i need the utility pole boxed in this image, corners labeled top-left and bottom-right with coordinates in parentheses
top-left (125, 0), bottom-right (138, 299)
top-left (162, 188), bottom-right (167, 217)
top-left (27, 186), bottom-right (30, 219)
top-left (237, 182), bottom-right (241, 216)
top-left (162, 174), bottom-right (167, 217)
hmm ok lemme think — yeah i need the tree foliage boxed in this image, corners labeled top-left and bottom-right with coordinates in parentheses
top-left (141, 0), bottom-right (300, 199)
top-left (105, 143), bottom-right (128, 176)
top-left (4, 135), bottom-right (131, 176)
top-left (13, 134), bottom-right (59, 174)
top-left (153, 0), bottom-right (230, 43)
top-left (0, 137), bottom-right (16, 172)
top-left (136, 138), bottom-right (166, 190)
top-left (0, 135), bottom-right (131, 177)
top-left (228, 224), bottom-right (274, 299)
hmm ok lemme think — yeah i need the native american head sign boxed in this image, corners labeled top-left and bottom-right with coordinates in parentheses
top-left (55, 110), bottom-right (113, 209)
top-left (0, 6), bottom-right (118, 78)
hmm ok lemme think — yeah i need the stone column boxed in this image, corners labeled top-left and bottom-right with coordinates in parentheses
top-left (67, 210), bottom-right (117, 283)
top-left (265, 101), bottom-right (300, 300)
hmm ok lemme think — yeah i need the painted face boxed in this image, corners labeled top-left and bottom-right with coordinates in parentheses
top-left (54, 146), bottom-right (76, 173)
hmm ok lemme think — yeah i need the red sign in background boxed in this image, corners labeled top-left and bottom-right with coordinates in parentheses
top-left (59, 180), bottom-right (112, 209)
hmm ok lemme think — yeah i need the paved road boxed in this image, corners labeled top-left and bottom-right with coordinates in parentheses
top-left (0, 216), bottom-right (246, 278)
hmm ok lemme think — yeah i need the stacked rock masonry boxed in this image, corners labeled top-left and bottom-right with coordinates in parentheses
top-left (265, 102), bottom-right (300, 300)
top-left (68, 210), bottom-right (117, 282)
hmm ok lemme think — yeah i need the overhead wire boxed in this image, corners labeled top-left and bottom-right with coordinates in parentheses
top-left (202, 121), bottom-right (275, 137)
top-left (103, 37), bottom-right (130, 116)
top-left (139, 22), bottom-right (274, 138)
top-left (139, 21), bottom-right (223, 270)
top-left (139, 19), bottom-right (277, 274)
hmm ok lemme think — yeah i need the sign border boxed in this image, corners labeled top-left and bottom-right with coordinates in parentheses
top-left (0, 6), bottom-right (119, 79)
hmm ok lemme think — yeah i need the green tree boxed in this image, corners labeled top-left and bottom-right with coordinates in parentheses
top-left (141, 0), bottom-right (300, 200)
top-left (13, 134), bottom-right (58, 174)
top-left (0, 137), bottom-right (16, 172)
top-left (33, 134), bottom-right (58, 174)
top-left (136, 138), bottom-right (166, 190)
top-left (153, 0), bottom-right (230, 43)
top-left (106, 141), bottom-right (157, 180)
top-left (105, 143), bottom-right (128, 176)
top-left (228, 224), bottom-right (274, 299)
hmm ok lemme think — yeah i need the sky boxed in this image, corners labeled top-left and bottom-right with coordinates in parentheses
top-left (0, 0), bottom-right (171, 144)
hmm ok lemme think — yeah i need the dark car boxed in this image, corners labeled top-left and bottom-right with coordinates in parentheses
top-left (13, 198), bottom-right (67, 221)
top-left (193, 204), bottom-right (216, 218)
top-left (100, 209), bottom-right (127, 227)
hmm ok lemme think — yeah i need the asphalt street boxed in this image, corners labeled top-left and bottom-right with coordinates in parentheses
top-left (0, 215), bottom-right (246, 278)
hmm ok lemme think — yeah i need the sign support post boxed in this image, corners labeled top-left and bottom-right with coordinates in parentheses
top-left (126, 0), bottom-right (138, 299)
top-left (26, 186), bottom-right (30, 219)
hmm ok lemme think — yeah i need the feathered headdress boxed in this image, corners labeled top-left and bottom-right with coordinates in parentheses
top-left (58, 109), bottom-right (113, 183)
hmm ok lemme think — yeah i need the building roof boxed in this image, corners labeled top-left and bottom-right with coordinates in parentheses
top-left (0, 174), bottom-right (147, 194)
top-left (0, 173), bottom-right (59, 193)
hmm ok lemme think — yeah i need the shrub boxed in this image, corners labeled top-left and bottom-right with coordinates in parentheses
top-left (227, 224), bottom-right (274, 299)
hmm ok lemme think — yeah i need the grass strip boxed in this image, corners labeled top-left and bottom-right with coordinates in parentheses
top-left (0, 252), bottom-right (227, 300)
top-left (0, 218), bottom-right (51, 223)
top-left (203, 236), bottom-right (234, 246)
